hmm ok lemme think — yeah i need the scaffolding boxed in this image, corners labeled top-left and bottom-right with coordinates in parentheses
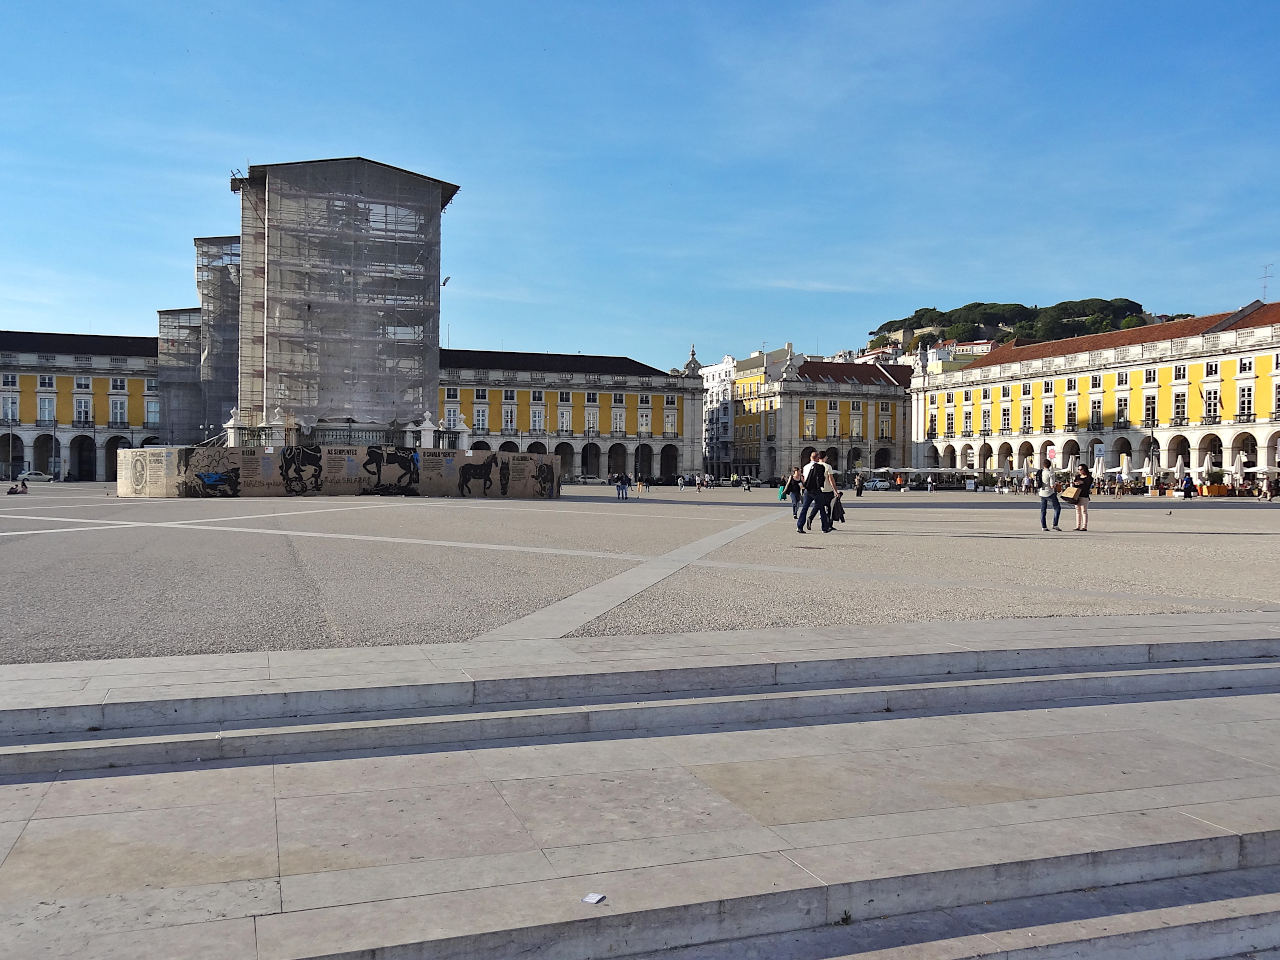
top-left (232, 158), bottom-right (458, 435)
top-left (158, 307), bottom-right (203, 443)
top-left (195, 236), bottom-right (241, 433)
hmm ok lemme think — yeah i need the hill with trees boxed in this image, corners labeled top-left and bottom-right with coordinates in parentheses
top-left (871, 298), bottom-right (1147, 350)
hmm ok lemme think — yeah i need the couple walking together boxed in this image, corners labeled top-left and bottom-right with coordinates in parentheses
top-left (792, 451), bottom-right (839, 534)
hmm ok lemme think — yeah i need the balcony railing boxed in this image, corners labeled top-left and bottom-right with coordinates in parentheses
top-left (556, 429), bottom-right (574, 437)
top-left (1113, 418), bottom-right (1130, 430)
top-left (472, 427), bottom-right (490, 436)
top-left (1201, 415), bottom-right (1220, 425)
top-left (143, 420), bottom-right (161, 430)
top-left (960, 430), bottom-right (973, 438)
top-left (610, 430), bottom-right (626, 438)
top-left (1236, 412), bottom-right (1256, 423)
top-left (979, 429), bottom-right (991, 438)
top-left (500, 427), bottom-right (519, 436)
top-left (1087, 419), bottom-right (1104, 432)
top-left (1042, 424), bottom-right (1054, 433)
top-left (637, 430), bottom-right (652, 439)
top-left (1141, 418), bottom-right (1158, 429)
top-left (1169, 416), bottom-right (1189, 427)
top-left (998, 428), bottom-right (1012, 436)
top-left (584, 428), bottom-right (599, 437)
top-left (35, 419), bottom-right (55, 427)
top-left (662, 431), bottom-right (678, 439)
top-left (108, 420), bottom-right (130, 429)
top-left (1021, 427), bottom-right (1033, 434)
top-left (925, 431), bottom-right (938, 440)
top-left (943, 432), bottom-right (955, 440)
top-left (765, 434), bottom-right (776, 441)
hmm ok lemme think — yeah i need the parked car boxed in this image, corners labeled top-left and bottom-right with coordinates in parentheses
top-left (578, 474), bottom-right (604, 484)
top-left (865, 478), bottom-right (891, 490)
top-left (17, 470), bottom-right (55, 483)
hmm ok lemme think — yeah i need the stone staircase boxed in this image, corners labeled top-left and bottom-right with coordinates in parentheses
top-left (3, 613), bottom-right (1280, 959)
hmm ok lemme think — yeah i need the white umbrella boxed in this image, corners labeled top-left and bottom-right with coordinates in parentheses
top-left (1092, 454), bottom-right (1106, 478)
top-left (1201, 452), bottom-right (1215, 477)
top-left (1174, 455), bottom-right (1186, 483)
top-left (1066, 454), bottom-right (1079, 474)
top-left (1141, 456), bottom-right (1153, 478)
top-left (1232, 452), bottom-right (1247, 483)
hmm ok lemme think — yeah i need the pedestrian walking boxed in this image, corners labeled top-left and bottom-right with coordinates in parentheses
top-left (1072, 465), bottom-right (1093, 531)
top-left (782, 467), bottom-right (803, 518)
top-left (678, 474), bottom-right (685, 491)
top-left (616, 473), bottom-right (629, 501)
top-left (854, 473), bottom-right (865, 498)
top-left (820, 452), bottom-right (839, 532)
top-left (796, 451), bottom-right (830, 534)
top-left (1037, 460), bottom-right (1062, 532)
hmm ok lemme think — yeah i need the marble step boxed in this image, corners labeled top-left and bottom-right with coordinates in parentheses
top-left (242, 801), bottom-right (1280, 959)
top-left (4, 636), bottom-right (1279, 739)
top-left (622, 864), bottom-right (1280, 959)
top-left (5, 659), bottom-right (1280, 774)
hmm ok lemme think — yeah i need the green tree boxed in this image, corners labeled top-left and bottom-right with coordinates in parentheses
top-left (907, 331), bottom-right (940, 351)
top-left (944, 321), bottom-right (979, 342)
top-left (869, 333), bottom-right (894, 348)
top-left (1120, 315), bottom-right (1145, 329)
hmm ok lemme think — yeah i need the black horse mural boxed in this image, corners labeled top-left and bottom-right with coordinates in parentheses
top-left (534, 462), bottom-right (556, 498)
top-left (458, 453), bottom-right (498, 497)
top-left (362, 446), bottom-right (420, 495)
top-left (280, 445), bottom-right (324, 495)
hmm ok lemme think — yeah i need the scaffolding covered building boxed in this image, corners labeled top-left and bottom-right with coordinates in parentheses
top-left (195, 235), bottom-right (241, 434)
top-left (157, 307), bottom-right (202, 444)
top-left (229, 158), bottom-right (459, 444)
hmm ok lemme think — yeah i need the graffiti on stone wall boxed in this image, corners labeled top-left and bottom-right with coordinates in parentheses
top-left (118, 446), bottom-right (561, 500)
top-left (458, 453), bottom-right (497, 497)
top-left (362, 446), bottom-right (420, 496)
top-left (176, 447), bottom-right (241, 498)
top-left (280, 445), bottom-right (324, 495)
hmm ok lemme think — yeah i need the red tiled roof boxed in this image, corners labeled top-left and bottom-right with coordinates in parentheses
top-left (963, 301), bottom-right (1280, 371)
top-left (796, 361), bottom-right (912, 388)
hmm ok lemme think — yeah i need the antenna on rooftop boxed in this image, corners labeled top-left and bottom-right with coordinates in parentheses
top-left (1262, 264), bottom-right (1274, 303)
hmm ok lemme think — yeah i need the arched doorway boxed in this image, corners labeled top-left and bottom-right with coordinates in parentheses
top-left (1, 434), bottom-right (23, 480)
top-left (848, 447), bottom-right (863, 471)
top-left (764, 447), bottom-right (777, 478)
top-left (581, 443), bottom-right (601, 476)
top-left (997, 442), bottom-right (1014, 473)
top-left (1039, 440), bottom-right (1056, 467)
top-left (824, 446), bottom-right (839, 467)
top-left (1167, 435), bottom-right (1191, 470)
top-left (1061, 438), bottom-right (1080, 468)
top-left (1085, 437), bottom-right (1104, 469)
top-left (1111, 436), bottom-right (1133, 469)
top-left (499, 441), bottom-right (519, 453)
top-left (104, 436), bottom-right (131, 481)
top-left (925, 446), bottom-right (940, 468)
top-left (941, 444), bottom-right (956, 468)
top-left (1266, 430), bottom-right (1280, 470)
top-left (977, 442), bottom-right (993, 472)
top-left (526, 441), bottom-right (547, 454)
top-left (660, 444), bottom-right (679, 477)
top-left (70, 435), bottom-right (97, 481)
top-left (1139, 435), bottom-right (1160, 470)
top-left (1197, 433), bottom-right (1223, 471)
top-left (874, 448), bottom-right (891, 468)
top-left (959, 444), bottom-right (974, 469)
top-left (554, 442), bottom-right (575, 476)
top-left (33, 434), bottom-right (60, 475)
top-left (1018, 441), bottom-right (1035, 471)
top-left (470, 440), bottom-right (491, 451)
top-left (141, 436), bottom-right (161, 447)
top-left (608, 443), bottom-right (628, 476)
top-left (800, 446), bottom-right (816, 464)
top-left (634, 443), bottom-right (653, 477)
top-left (1230, 431), bottom-right (1257, 462)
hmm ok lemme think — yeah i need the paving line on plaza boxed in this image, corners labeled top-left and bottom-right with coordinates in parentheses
top-left (141, 522), bottom-right (654, 561)
top-left (473, 509), bottom-right (784, 641)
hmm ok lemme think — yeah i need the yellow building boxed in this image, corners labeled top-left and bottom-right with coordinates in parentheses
top-left (0, 331), bottom-right (161, 481)
top-left (438, 347), bottom-right (704, 480)
top-left (723, 346), bottom-right (912, 481)
top-left (912, 301), bottom-right (1280, 475)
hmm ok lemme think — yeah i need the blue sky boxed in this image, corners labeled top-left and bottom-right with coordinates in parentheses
top-left (2, 1), bottom-right (1277, 370)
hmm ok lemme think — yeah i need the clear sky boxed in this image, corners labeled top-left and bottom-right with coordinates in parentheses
top-left (2, 1), bottom-right (1277, 371)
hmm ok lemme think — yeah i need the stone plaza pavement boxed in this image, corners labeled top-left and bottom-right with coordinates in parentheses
top-left (2, 485), bottom-right (1280, 957)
